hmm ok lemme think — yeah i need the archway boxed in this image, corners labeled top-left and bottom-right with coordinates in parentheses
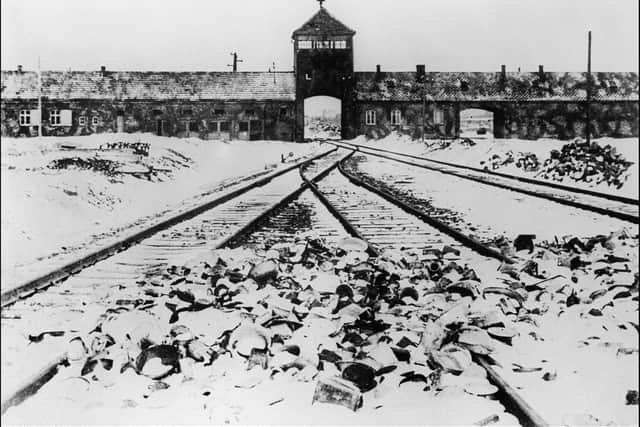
top-left (460, 108), bottom-right (494, 139)
top-left (303, 96), bottom-right (341, 141)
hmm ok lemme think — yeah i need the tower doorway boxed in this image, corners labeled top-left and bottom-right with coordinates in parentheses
top-left (304, 96), bottom-right (341, 140)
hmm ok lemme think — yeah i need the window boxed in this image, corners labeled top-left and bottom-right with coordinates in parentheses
top-left (390, 109), bottom-right (402, 125)
top-left (214, 109), bottom-right (224, 115)
top-left (79, 116), bottom-right (87, 126)
top-left (460, 80), bottom-right (469, 91)
top-left (334, 40), bottom-right (347, 49)
top-left (433, 108), bottom-right (444, 124)
top-left (239, 121), bottom-right (249, 132)
top-left (19, 110), bottom-right (31, 126)
top-left (50, 109), bottom-right (61, 125)
top-left (365, 110), bottom-right (376, 125)
top-left (92, 116), bottom-right (99, 126)
top-left (315, 40), bottom-right (331, 49)
top-left (182, 108), bottom-right (193, 116)
top-left (298, 40), bottom-right (312, 49)
top-left (279, 106), bottom-right (288, 118)
top-left (219, 121), bottom-right (230, 132)
top-left (189, 121), bottom-right (199, 132)
top-left (60, 110), bottom-right (72, 126)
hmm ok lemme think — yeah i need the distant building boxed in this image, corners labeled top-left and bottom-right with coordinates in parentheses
top-left (1, 5), bottom-right (638, 141)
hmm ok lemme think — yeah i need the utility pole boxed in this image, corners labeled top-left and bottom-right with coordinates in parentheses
top-left (37, 56), bottom-right (42, 137)
top-left (586, 31), bottom-right (592, 144)
top-left (227, 52), bottom-right (243, 72)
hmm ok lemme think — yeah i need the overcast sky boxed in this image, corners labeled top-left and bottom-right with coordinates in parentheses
top-left (1, 0), bottom-right (638, 73)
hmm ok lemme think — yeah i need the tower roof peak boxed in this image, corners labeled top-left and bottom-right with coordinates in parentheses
top-left (292, 6), bottom-right (355, 38)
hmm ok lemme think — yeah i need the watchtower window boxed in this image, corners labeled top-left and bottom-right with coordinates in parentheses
top-left (365, 110), bottom-right (376, 126)
top-left (298, 40), bottom-right (313, 49)
top-left (390, 109), bottom-right (402, 125)
top-left (334, 40), bottom-right (347, 49)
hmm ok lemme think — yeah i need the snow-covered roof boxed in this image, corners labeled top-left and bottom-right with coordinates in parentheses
top-left (292, 7), bottom-right (356, 38)
top-left (1, 71), bottom-right (296, 101)
top-left (355, 71), bottom-right (639, 102)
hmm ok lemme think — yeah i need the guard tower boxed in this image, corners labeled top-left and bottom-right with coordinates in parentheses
top-left (292, 2), bottom-right (356, 141)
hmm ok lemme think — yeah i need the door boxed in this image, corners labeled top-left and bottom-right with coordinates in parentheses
top-left (156, 119), bottom-right (164, 136)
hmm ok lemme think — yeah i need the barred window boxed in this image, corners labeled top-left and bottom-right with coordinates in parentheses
top-left (365, 110), bottom-right (376, 125)
top-left (50, 109), bottom-right (61, 125)
top-left (19, 110), bottom-right (31, 126)
top-left (390, 109), bottom-right (402, 125)
top-left (334, 40), bottom-right (347, 49)
top-left (298, 40), bottom-right (312, 49)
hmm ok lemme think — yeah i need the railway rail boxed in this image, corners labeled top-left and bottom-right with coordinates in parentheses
top-left (328, 140), bottom-right (639, 224)
top-left (3, 145), bottom-right (550, 425)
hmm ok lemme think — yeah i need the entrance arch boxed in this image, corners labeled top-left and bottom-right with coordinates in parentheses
top-left (460, 108), bottom-right (494, 139)
top-left (304, 96), bottom-right (341, 140)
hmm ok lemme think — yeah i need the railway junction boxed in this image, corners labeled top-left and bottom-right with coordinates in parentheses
top-left (1, 1), bottom-right (638, 426)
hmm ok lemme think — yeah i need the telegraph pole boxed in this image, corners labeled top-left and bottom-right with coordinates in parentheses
top-left (586, 31), bottom-right (592, 144)
top-left (37, 56), bottom-right (42, 137)
top-left (227, 52), bottom-right (243, 72)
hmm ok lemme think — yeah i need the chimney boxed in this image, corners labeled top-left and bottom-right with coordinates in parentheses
top-left (538, 64), bottom-right (545, 81)
top-left (100, 65), bottom-right (107, 76)
top-left (375, 64), bottom-right (382, 80)
top-left (500, 64), bottom-right (506, 88)
top-left (17, 65), bottom-right (23, 73)
top-left (416, 64), bottom-right (426, 81)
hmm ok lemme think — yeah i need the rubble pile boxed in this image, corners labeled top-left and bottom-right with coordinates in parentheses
top-left (536, 139), bottom-right (633, 188)
top-left (481, 138), bottom-right (634, 189)
top-left (48, 157), bottom-right (121, 175)
top-left (482, 151), bottom-right (541, 172)
top-left (14, 229), bottom-right (638, 424)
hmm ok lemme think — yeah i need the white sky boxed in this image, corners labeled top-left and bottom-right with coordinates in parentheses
top-left (1, 0), bottom-right (638, 72)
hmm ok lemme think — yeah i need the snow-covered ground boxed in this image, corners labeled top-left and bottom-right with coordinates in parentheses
top-left (348, 134), bottom-right (639, 199)
top-left (1, 134), bottom-right (321, 289)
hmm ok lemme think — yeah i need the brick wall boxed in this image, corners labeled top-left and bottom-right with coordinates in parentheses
top-left (0, 99), bottom-right (296, 140)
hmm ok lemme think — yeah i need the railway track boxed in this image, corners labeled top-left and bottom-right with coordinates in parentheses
top-left (2, 146), bottom-right (549, 426)
top-left (329, 140), bottom-right (639, 224)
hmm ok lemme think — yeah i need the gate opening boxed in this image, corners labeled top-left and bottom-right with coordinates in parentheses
top-left (304, 96), bottom-right (341, 140)
top-left (460, 108), bottom-right (494, 139)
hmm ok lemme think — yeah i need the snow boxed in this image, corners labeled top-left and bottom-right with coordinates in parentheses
top-left (1, 133), bottom-right (321, 289)
top-left (352, 155), bottom-right (638, 244)
top-left (348, 133), bottom-right (639, 199)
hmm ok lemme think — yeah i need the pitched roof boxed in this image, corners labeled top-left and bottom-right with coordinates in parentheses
top-left (354, 71), bottom-right (639, 102)
top-left (1, 71), bottom-right (296, 101)
top-left (292, 7), bottom-right (355, 38)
